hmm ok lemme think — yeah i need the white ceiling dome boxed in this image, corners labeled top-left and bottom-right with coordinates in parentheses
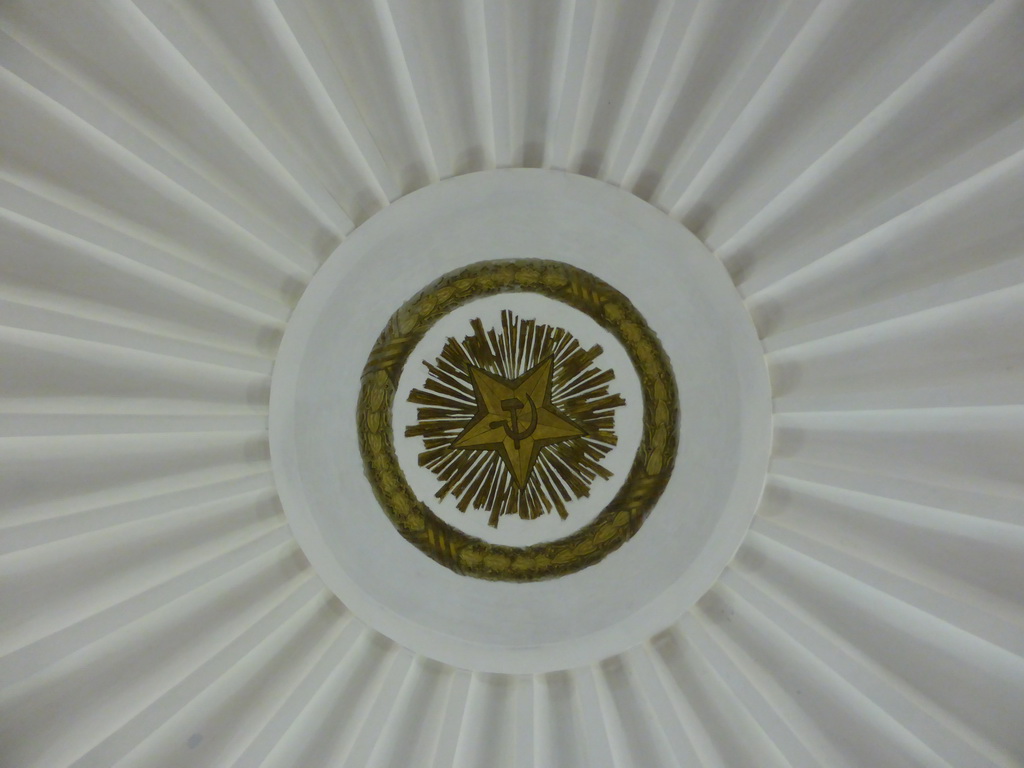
top-left (2, 1), bottom-right (1023, 767)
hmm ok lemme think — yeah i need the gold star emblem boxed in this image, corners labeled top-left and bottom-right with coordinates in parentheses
top-left (452, 357), bottom-right (586, 488)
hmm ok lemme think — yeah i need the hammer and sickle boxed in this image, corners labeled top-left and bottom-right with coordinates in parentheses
top-left (491, 394), bottom-right (539, 448)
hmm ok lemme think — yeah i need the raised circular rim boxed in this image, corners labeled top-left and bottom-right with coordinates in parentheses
top-left (358, 259), bottom-right (678, 581)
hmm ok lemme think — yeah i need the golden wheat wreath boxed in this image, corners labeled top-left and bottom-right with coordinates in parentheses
top-left (358, 260), bottom-right (679, 581)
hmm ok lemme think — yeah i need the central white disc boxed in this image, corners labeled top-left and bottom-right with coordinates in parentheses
top-left (270, 170), bottom-right (772, 673)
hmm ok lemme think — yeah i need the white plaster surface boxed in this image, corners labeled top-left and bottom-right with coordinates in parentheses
top-left (5, 2), bottom-right (1024, 764)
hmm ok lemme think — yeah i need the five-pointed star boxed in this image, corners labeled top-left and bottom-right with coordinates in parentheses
top-left (452, 357), bottom-right (586, 488)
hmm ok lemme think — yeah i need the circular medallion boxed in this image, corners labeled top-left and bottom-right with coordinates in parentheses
top-left (358, 260), bottom-right (677, 581)
top-left (270, 169), bottom-right (771, 673)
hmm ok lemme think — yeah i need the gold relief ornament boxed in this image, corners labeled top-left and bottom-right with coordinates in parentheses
top-left (452, 357), bottom-right (586, 489)
top-left (406, 311), bottom-right (623, 527)
top-left (358, 260), bottom-right (679, 582)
